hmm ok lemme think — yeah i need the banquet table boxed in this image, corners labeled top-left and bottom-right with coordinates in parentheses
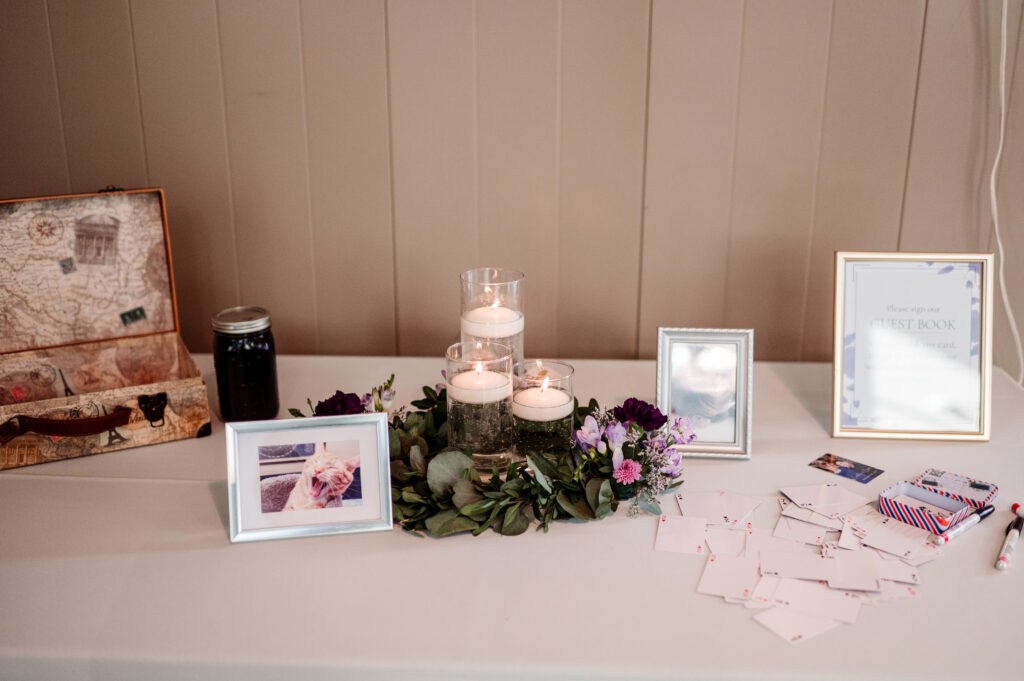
top-left (1, 355), bottom-right (1022, 681)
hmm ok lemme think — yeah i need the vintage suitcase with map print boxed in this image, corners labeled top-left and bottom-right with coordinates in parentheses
top-left (0, 188), bottom-right (211, 470)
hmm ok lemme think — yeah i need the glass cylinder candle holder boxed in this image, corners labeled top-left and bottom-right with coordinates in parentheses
top-left (460, 268), bottom-right (525, 367)
top-left (513, 359), bottom-right (574, 457)
top-left (446, 341), bottom-right (516, 472)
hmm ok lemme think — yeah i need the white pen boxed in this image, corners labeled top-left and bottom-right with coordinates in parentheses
top-left (929, 505), bottom-right (994, 545)
top-left (995, 515), bottom-right (1024, 571)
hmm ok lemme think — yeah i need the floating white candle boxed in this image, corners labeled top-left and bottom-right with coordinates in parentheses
top-left (448, 364), bottom-right (513, 404)
top-left (513, 378), bottom-right (573, 421)
top-left (461, 304), bottom-right (524, 339)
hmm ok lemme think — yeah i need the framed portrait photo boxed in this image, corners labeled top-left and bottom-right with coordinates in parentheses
top-left (832, 252), bottom-right (993, 441)
top-left (657, 328), bottom-right (753, 459)
top-left (227, 413), bottom-right (393, 543)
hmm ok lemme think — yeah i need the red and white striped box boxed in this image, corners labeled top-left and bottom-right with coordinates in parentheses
top-left (878, 470), bottom-right (998, 534)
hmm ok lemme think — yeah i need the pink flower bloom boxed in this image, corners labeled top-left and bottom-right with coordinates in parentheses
top-left (612, 458), bottom-right (642, 485)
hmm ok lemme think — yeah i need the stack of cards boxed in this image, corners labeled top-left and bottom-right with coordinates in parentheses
top-left (656, 484), bottom-right (938, 644)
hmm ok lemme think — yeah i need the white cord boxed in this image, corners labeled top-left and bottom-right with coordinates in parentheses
top-left (990, 0), bottom-right (1024, 385)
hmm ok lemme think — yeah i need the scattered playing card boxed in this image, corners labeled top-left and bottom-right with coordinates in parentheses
top-left (676, 491), bottom-right (762, 527)
top-left (808, 452), bottom-right (883, 484)
top-left (705, 527), bottom-right (747, 557)
top-left (746, 575), bottom-right (782, 609)
top-left (773, 516), bottom-right (836, 546)
top-left (754, 606), bottom-right (842, 644)
top-left (779, 496), bottom-right (845, 530)
top-left (696, 554), bottom-right (761, 601)
top-left (759, 551), bottom-right (833, 581)
top-left (826, 549), bottom-right (881, 592)
top-left (771, 578), bottom-right (863, 624)
top-left (780, 483), bottom-right (870, 519)
top-left (654, 514), bottom-right (707, 554)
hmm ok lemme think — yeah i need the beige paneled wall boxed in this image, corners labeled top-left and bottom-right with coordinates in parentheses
top-left (2, 0), bottom-right (1023, 379)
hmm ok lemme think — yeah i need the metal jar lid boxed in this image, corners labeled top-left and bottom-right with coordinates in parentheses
top-left (211, 306), bottom-right (272, 334)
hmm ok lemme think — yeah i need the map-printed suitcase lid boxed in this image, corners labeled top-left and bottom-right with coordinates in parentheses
top-left (0, 188), bottom-right (178, 355)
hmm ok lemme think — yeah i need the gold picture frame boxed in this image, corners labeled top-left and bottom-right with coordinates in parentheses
top-left (832, 252), bottom-right (993, 441)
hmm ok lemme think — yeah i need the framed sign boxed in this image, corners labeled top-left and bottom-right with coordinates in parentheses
top-left (832, 252), bottom-right (993, 440)
top-left (227, 413), bottom-right (393, 542)
top-left (657, 328), bottom-right (753, 459)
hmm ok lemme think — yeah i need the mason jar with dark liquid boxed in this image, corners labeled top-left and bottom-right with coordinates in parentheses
top-left (212, 306), bottom-right (279, 421)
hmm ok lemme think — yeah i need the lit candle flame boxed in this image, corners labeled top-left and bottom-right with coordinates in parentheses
top-left (540, 376), bottom-right (550, 392)
top-left (474, 361), bottom-right (483, 375)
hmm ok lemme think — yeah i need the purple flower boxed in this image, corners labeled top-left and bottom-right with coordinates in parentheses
top-left (613, 398), bottom-right (667, 431)
top-left (660, 450), bottom-right (683, 478)
top-left (575, 415), bottom-right (604, 450)
top-left (668, 416), bottom-right (696, 445)
top-left (612, 458), bottom-right (643, 485)
top-left (314, 390), bottom-right (365, 416)
top-left (647, 434), bottom-right (668, 454)
top-left (604, 421), bottom-right (629, 450)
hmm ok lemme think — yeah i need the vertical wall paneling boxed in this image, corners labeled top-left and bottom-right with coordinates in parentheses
top-left (799, 0), bottom-right (925, 361)
top-left (900, 0), bottom-right (1023, 252)
top-left (131, 0), bottom-right (240, 353)
top-left (723, 0), bottom-right (832, 360)
top-left (638, 0), bottom-right (743, 358)
top-left (0, 0), bottom-right (69, 199)
top-left (989, 5), bottom-right (1024, 382)
top-left (46, 0), bottom-right (148, 192)
top-left (388, 0), bottom-right (478, 357)
top-left (476, 0), bottom-right (561, 358)
top-left (217, 0), bottom-right (318, 353)
top-left (3, 2), bottom-right (1023, 368)
top-left (558, 0), bottom-right (650, 359)
top-left (300, 0), bottom-right (397, 356)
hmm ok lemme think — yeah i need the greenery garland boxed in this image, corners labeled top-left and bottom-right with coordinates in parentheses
top-left (295, 377), bottom-right (696, 538)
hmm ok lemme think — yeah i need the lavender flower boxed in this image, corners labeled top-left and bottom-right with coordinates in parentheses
top-left (575, 415), bottom-right (605, 451)
top-left (613, 398), bottom-right (667, 431)
top-left (668, 416), bottom-right (696, 446)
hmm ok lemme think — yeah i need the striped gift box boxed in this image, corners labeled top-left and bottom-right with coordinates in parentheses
top-left (877, 481), bottom-right (971, 534)
top-left (910, 469), bottom-right (998, 510)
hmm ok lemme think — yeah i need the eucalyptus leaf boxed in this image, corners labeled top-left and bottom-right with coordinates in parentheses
top-left (556, 492), bottom-right (595, 520)
top-left (389, 428), bottom-right (403, 460)
top-left (409, 444), bottom-right (426, 474)
top-left (584, 478), bottom-right (603, 513)
top-left (426, 450), bottom-right (474, 497)
top-left (636, 497), bottom-right (661, 516)
top-left (452, 481), bottom-right (487, 512)
top-left (287, 407), bottom-right (305, 418)
top-left (435, 514), bottom-right (479, 537)
top-left (401, 490), bottom-right (427, 504)
top-left (526, 455), bottom-right (552, 494)
top-left (499, 504), bottom-right (531, 536)
top-left (459, 498), bottom-right (496, 517)
top-left (424, 509), bottom-right (458, 536)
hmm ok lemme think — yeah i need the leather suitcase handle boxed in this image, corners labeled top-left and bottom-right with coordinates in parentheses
top-left (0, 406), bottom-right (133, 444)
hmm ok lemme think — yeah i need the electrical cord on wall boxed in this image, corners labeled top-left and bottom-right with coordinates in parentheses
top-left (990, 0), bottom-right (1024, 385)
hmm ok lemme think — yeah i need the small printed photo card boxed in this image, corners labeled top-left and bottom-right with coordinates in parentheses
top-left (809, 453), bottom-right (883, 484)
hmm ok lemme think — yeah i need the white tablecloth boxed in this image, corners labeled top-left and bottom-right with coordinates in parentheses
top-left (2, 356), bottom-right (1022, 680)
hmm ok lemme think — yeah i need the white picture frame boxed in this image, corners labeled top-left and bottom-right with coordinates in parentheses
top-left (832, 251), bottom-right (993, 441)
top-left (657, 328), bottom-right (753, 459)
top-left (227, 413), bottom-right (393, 542)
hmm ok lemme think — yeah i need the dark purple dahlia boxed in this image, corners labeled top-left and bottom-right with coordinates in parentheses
top-left (313, 390), bottom-right (365, 416)
top-left (613, 398), bottom-right (667, 431)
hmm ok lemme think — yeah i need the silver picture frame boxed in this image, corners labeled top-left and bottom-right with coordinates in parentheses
top-left (657, 328), bottom-right (753, 459)
top-left (227, 412), bottom-right (393, 543)
top-left (832, 251), bottom-right (993, 441)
